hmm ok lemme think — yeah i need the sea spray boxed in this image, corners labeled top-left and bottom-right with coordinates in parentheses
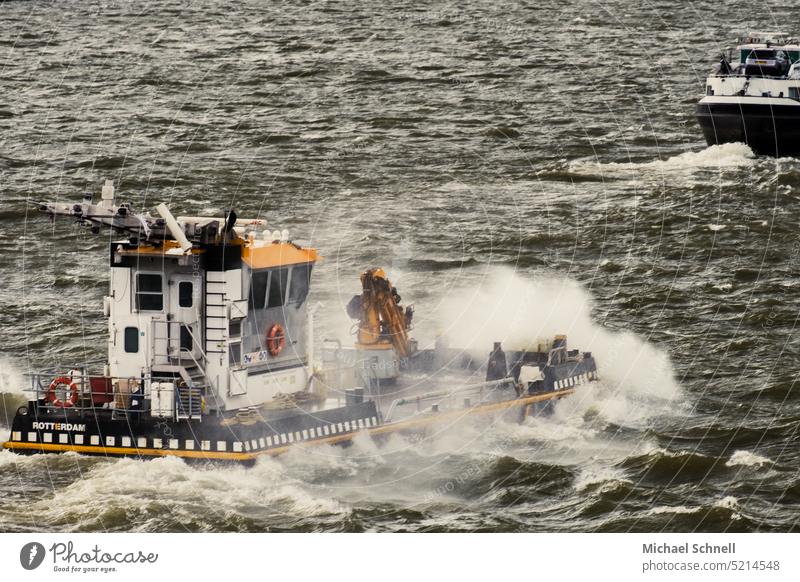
top-left (423, 268), bottom-right (683, 427)
top-left (0, 356), bottom-right (28, 428)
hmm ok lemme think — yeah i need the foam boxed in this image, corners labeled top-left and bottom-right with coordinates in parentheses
top-left (27, 455), bottom-right (346, 529)
top-left (726, 450), bottom-right (771, 468)
top-left (569, 143), bottom-right (757, 177)
top-left (648, 496), bottom-right (739, 516)
top-left (648, 143), bottom-right (756, 170)
top-left (574, 465), bottom-right (632, 492)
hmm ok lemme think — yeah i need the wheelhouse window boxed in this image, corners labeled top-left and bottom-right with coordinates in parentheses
top-left (288, 264), bottom-right (312, 305)
top-left (124, 327), bottom-right (139, 353)
top-left (249, 270), bottom-right (269, 310)
top-left (267, 268), bottom-right (288, 308)
top-left (249, 268), bottom-right (289, 309)
top-left (135, 273), bottom-right (163, 311)
top-left (178, 281), bottom-right (193, 308)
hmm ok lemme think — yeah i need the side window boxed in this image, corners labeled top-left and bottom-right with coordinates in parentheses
top-left (790, 87), bottom-right (800, 100)
top-left (179, 325), bottom-right (192, 351)
top-left (178, 281), bottom-right (193, 308)
top-left (288, 264), bottom-right (312, 305)
top-left (229, 342), bottom-right (242, 366)
top-left (136, 273), bottom-right (163, 311)
top-left (124, 327), bottom-right (139, 353)
top-left (249, 270), bottom-right (269, 310)
top-left (267, 268), bottom-right (288, 308)
top-left (706, 85), bottom-right (714, 96)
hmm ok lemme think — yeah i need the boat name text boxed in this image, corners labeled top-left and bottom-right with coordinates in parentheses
top-left (31, 422), bottom-right (86, 432)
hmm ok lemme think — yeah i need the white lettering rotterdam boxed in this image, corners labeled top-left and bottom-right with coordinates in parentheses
top-left (31, 422), bottom-right (87, 432)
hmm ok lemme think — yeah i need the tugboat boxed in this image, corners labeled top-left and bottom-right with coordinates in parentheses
top-left (2, 182), bottom-right (599, 462)
top-left (696, 32), bottom-right (800, 156)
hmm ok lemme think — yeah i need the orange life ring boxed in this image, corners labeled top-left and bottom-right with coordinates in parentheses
top-left (266, 323), bottom-right (286, 357)
top-left (48, 376), bottom-right (79, 408)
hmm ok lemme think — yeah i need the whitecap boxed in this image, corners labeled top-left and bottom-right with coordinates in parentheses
top-left (569, 142), bottom-right (757, 178)
top-left (574, 465), bottom-right (631, 492)
top-left (726, 450), bottom-right (771, 468)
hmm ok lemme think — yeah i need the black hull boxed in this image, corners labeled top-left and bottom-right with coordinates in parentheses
top-left (4, 355), bottom-right (598, 462)
top-left (695, 101), bottom-right (800, 156)
top-left (4, 400), bottom-right (380, 462)
top-left (2, 387), bottom-right (584, 462)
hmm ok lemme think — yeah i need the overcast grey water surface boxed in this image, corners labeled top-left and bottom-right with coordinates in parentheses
top-left (0, 1), bottom-right (799, 532)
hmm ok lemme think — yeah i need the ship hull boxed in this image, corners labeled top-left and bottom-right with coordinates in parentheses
top-left (2, 387), bottom-right (580, 462)
top-left (696, 97), bottom-right (800, 156)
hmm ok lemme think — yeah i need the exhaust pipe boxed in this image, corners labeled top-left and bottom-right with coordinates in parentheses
top-left (156, 203), bottom-right (193, 253)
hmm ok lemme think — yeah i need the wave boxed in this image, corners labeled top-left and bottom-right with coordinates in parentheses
top-left (568, 143), bottom-right (757, 178)
top-left (726, 450), bottom-right (771, 468)
top-left (648, 495), bottom-right (739, 516)
top-left (18, 455), bottom-right (346, 532)
top-left (621, 448), bottom-right (724, 484)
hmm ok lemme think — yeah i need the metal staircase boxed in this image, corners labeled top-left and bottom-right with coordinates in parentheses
top-left (175, 363), bottom-right (206, 420)
top-left (151, 320), bottom-right (212, 421)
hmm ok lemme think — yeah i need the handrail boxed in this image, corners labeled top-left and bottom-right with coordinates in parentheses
top-left (22, 371), bottom-right (156, 414)
top-left (179, 323), bottom-right (213, 393)
top-left (708, 72), bottom-right (794, 80)
top-left (151, 318), bottom-right (213, 388)
top-left (383, 378), bottom-right (515, 422)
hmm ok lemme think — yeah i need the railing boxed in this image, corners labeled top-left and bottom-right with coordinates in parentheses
top-left (176, 386), bottom-right (203, 420)
top-left (179, 324), bottom-right (209, 380)
top-left (150, 318), bottom-right (216, 394)
top-left (382, 378), bottom-right (516, 422)
top-left (23, 370), bottom-right (153, 414)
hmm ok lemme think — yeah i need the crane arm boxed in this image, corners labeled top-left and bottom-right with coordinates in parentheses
top-left (347, 268), bottom-right (414, 358)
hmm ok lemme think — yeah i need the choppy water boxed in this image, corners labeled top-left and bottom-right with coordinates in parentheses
top-left (1, 0), bottom-right (799, 533)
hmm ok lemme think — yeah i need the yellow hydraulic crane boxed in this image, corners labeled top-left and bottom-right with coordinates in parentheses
top-left (346, 268), bottom-right (414, 358)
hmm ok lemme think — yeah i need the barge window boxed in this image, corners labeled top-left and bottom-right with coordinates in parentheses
top-left (124, 327), bottom-right (139, 353)
top-left (178, 282), bottom-right (193, 308)
top-left (267, 268), bottom-right (288, 308)
top-left (136, 273), bottom-right (163, 311)
top-left (249, 270), bottom-right (269, 310)
top-left (288, 264), bottom-right (312, 305)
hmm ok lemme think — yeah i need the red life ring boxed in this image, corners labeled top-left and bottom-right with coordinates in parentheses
top-left (48, 376), bottom-right (79, 408)
top-left (266, 323), bottom-right (285, 357)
